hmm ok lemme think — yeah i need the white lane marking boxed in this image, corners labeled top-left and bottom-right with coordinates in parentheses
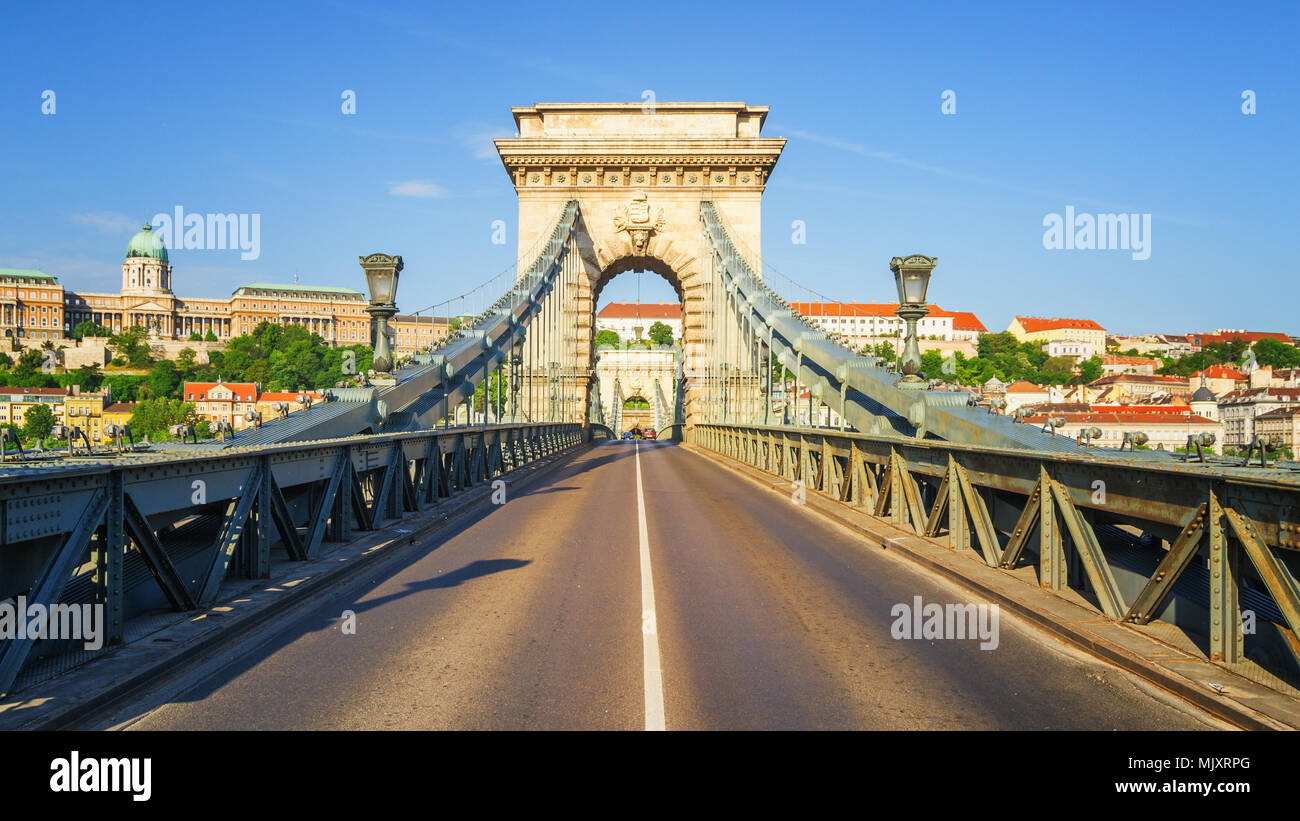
top-left (635, 442), bottom-right (666, 731)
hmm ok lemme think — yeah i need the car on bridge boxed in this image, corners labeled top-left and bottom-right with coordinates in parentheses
top-left (643, 429), bottom-right (657, 440)
top-left (621, 431), bottom-right (634, 440)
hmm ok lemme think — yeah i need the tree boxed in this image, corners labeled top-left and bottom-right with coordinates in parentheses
top-left (978, 331), bottom-right (1022, 358)
top-left (472, 369), bottom-right (509, 417)
top-left (0, 352), bottom-right (10, 369)
top-left (1077, 355), bottom-right (1104, 384)
top-left (204, 328), bottom-right (218, 342)
top-left (648, 321), bottom-right (674, 348)
top-left (71, 321), bottom-right (112, 340)
top-left (21, 403), bottom-right (55, 443)
top-left (101, 374), bottom-right (147, 403)
top-left (594, 329), bottom-right (621, 349)
top-left (110, 326), bottom-right (153, 368)
top-left (871, 341), bottom-right (896, 363)
top-left (1252, 337), bottom-right (1300, 369)
top-left (10, 349), bottom-right (57, 388)
top-left (148, 360), bottom-right (181, 399)
top-left (920, 350), bottom-right (944, 380)
top-left (1040, 356), bottom-right (1077, 385)
top-left (175, 348), bottom-right (199, 378)
top-left (129, 398), bottom-right (199, 438)
top-left (71, 363), bottom-right (104, 392)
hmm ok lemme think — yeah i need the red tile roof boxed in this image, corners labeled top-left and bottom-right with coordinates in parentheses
top-left (0, 387), bottom-right (67, 396)
top-left (946, 311), bottom-right (988, 332)
top-left (184, 382), bottom-right (258, 402)
top-left (1191, 365), bottom-right (1245, 380)
top-left (1257, 406), bottom-right (1300, 418)
top-left (596, 302), bottom-right (681, 319)
top-left (258, 391), bottom-right (319, 402)
top-left (788, 302), bottom-right (986, 331)
top-left (1102, 354), bottom-right (1160, 366)
top-left (1014, 316), bottom-right (1106, 333)
top-left (1089, 374), bottom-right (1186, 386)
top-left (1190, 331), bottom-right (1290, 346)
top-left (1219, 387), bottom-right (1300, 402)
top-left (1004, 380), bottom-right (1048, 393)
top-left (1090, 403), bottom-right (1192, 413)
top-left (103, 402), bottom-right (136, 414)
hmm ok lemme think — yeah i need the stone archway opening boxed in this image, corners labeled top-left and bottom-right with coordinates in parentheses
top-left (587, 260), bottom-right (689, 433)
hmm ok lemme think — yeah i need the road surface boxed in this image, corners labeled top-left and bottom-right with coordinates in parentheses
top-left (102, 441), bottom-right (1220, 730)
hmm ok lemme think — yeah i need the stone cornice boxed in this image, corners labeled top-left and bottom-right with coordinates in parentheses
top-left (497, 155), bottom-right (781, 167)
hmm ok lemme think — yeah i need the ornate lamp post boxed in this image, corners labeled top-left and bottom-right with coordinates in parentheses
top-left (360, 253), bottom-right (404, 385)
top-left (890, 255), bottom-right (937, 391)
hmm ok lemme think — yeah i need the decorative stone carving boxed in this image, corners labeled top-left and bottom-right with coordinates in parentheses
top-left (613, 190), bottom-right (666, 254)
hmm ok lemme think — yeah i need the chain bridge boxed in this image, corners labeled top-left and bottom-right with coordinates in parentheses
top-left (2, 102), bottom-right (1299, 730)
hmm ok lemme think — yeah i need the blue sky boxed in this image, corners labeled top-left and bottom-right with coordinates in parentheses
top-left (1, 0), bottom-right (1296, 336)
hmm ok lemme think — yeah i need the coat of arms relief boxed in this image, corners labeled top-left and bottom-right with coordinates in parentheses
top-left (613, 191), bottom-right (666, 254)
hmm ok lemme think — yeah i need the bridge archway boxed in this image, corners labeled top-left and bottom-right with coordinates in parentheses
top-left (495, 102), bottom-right (785, 427)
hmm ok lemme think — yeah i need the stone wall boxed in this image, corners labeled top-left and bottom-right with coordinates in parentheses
top-left (10, 335), bottom-right (227, 370)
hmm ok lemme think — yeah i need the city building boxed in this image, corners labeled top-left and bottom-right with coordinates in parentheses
top-left (788, 302), bottom-right (987, 348)
top-left (183, 381), bottom-right (260, 430)
top-left (389, 314), bottom-right (452, 356)
top-left (1107, 335), bottom-right (1166, 356)
top-left (0, 387), bottom-right (67, 430)
top-left (102, 402), bottom-right (136, 434)
top-left (229, 283), bottom-right (369, 343)
top-left (1189, 365), bottom-right (1246, 396)
top-left (1021, 410), bottom-right (1223, 453)
top-left (1217, 387), bottom-right (1300, 450)
top-left (1189, 330), bottom-right (1291, 348)
top-left (1006, 317), bottom-right (1106, 359)
top-left (1189, 374), bottom-right (1219, 422)
top-left (1271, 368), bottom-right (1300, 388)
top-left (595, 302), bottom-right (683, 342)
top-left (0, 269), bottom-right (65, 342)
top-left (1254, 407), bottom-right (1300, 454)
top-left (1002, 380), bottom-right (1053, 413)
top-left (12, 224), bottom-right (370, 347)
top-left (1100, 354), bottom-right (1161, 376)
top-left (1045, 339), bottom-right (1097, 362)
top-left (1086, 373), bottom-right (1190, 401)
top-left (256, 390), bottom-right (323, 420)
top-left (0, 385), bottom-right (113, 440)
top-left (1151, 334), bottom-right (1200, 359)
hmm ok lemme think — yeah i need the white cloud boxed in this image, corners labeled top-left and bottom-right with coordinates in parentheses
top-left (387, 180), bottom-right (447, 198)
top-left (460, 126), bottom-right (514, 161)
top-left (5, 253), bottom-right (118, 285)
top-left (70, 211), bottom-right (139, 235)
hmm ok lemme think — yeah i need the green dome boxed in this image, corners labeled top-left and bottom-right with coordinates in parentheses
top-left (126, 223), bottom-right (168, 261)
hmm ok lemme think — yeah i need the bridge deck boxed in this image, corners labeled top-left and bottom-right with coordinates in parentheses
top-left (104, 442), bottom-right (1218, 730)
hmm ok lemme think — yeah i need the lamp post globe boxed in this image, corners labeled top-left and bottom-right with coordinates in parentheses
top-left (359, 253), bottom-right (404, 380)
top-left (889, 255), bottom-right (937, 391)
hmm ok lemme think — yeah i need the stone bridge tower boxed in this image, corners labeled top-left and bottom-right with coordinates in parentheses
top-left (495, 102), bottom-right (785, 424)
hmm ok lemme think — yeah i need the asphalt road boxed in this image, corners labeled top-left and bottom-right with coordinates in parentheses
top-left (106, 441), bottom-right (1221, 730)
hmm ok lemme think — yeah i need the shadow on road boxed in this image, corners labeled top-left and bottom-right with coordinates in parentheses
top-left (348, 558), bottom-right (532, 615)
top-left (111, 441), bottom-right (649, 714)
